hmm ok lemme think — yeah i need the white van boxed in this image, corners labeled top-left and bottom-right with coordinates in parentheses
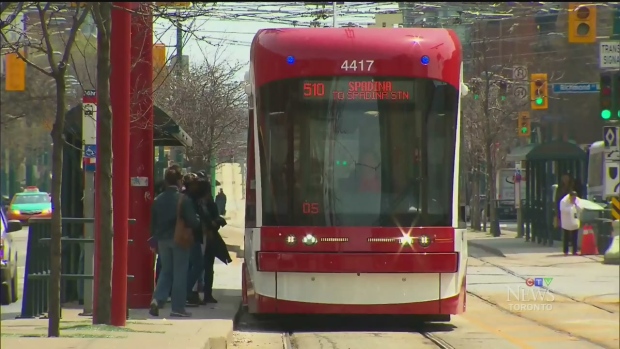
top-left (586, 141), bottom-right (605, 202)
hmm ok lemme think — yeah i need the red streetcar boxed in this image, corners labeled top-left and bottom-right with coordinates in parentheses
top-left (242, 28), bottom-right (467, 321)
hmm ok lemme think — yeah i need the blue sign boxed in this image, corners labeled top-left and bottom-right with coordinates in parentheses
top-left (84, 144), bottom-right (96, 158)
top-left (552, 83), bottom-right (599, 94)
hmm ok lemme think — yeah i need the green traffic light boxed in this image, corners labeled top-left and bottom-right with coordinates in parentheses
top-left (521, 127), bottom-right (528, 134)
top-left (474, 94), bottom-right (479, 100)
top-left (535, 97), bottom-right (543, 105)
top-left (501, 96), bottom-right (506, 101)
top-left (601, 109), bottom-right (611, 120)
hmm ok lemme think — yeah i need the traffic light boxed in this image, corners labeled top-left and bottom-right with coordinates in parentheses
top-left (600, 72), bottom-right (613, 120)
top-left (530, 73), bottom-right (548, 110)
top-left (568, 3), bottom-right (597, 44)
top-left (470, 82), bottom-right (480, 100)
top-left (498, 80), bottom-right (507, 101)
top-left (518, 111), bottom-right (531, 137)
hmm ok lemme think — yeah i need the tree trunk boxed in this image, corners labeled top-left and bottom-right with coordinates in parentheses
top-left (93, 2), bottom-right (113, 325)
top-left (471, 174), bottom-right (481, 231)
top-left (48, 72), bottom-right (67, 338)
top-left (486, 144), bottom-right (500, 237)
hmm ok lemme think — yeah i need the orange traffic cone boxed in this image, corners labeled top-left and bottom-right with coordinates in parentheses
top-left (580, 224), bottom-right (599, 255)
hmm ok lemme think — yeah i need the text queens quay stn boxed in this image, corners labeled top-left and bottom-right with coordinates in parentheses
top-left (507, 278), bottom-right (555, 312)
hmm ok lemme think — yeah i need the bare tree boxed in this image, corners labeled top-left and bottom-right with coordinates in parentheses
top-left (462, 35), bottom-right (525, 235)
top-left (89, 1), bottom-right (113, 325)
top-left (0, 2), bottom-right (91, 337)
top-left (154, 48), bottom-right (247, 170)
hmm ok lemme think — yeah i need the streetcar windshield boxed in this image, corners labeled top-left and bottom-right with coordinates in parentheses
top-left (257, 76), bottom-right (459, 227)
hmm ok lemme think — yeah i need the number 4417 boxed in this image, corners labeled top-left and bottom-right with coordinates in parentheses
top-left (341, 60), bottom-right (374, 72)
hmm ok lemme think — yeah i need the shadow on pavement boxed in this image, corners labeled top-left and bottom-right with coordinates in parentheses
top-left (235, 311), bottom-right (456, 334)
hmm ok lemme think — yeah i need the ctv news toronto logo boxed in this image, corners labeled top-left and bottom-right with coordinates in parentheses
top-left (506, 277), bottom-right (555, 311)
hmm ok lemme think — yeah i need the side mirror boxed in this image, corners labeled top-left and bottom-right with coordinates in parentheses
top-left (7, 220), bottom-right (22, 233)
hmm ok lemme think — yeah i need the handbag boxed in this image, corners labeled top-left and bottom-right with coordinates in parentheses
top-left (173, 194), bottom-right (194, 249)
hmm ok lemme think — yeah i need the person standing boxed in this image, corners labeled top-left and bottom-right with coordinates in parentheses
top-left (149, 167), bottom-right (201, 317)
top-left (559, 190), bottom-right (582, 255)
top-left (215, 188), bottom-right (227, 216)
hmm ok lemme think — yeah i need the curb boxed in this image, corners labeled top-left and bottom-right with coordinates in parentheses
top-left (467, 240), bottom-right (506, 258)
top-left (204, 300), bottom-right (242, 349)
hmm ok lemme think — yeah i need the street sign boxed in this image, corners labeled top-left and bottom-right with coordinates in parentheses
top-left (512, 66), bottom-right (528, 81)
top-left (551, 83), bottom-right (599, 94)
top-left (605, 162), bottom-right (619, 197)
top-left (603, 126), bottom-right (619, 149)
top-left (84, 144), bottom-right (96, 158)
top-left (512, 85), bottom-right (529, 104)
top-left (599, 40), bottom-right (620, 69)
top-left (606, 149), bottom-right (620, 162)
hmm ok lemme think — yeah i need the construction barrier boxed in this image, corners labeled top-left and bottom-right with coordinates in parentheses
top-left (18, 218), bottom-right (134, 319)
top-left (612, 198), bottom-right (619, 221)
top-left (580, 224), bottom-right (599, 256)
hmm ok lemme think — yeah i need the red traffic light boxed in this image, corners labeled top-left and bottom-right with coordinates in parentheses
top-left (534, 80), bottom-right (544, 87)
top-left (576, 6), bottom-right (590, 19)
top-left (602, 87), bottom-right (611, 96)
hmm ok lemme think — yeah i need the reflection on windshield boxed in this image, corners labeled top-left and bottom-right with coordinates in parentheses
top-left (13, 194), bottom-right (51, 204)
top-left (258, 77), bottom-right (459, 227)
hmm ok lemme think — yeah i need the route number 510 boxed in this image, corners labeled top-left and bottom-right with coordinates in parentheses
top-left (341, 60), bottom-right (374, 72)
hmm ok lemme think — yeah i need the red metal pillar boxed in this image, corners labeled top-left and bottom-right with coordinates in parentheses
top-left (128, 3), bottom-right (155, 309)
top-left (110, 2), bottom-right (131, 327)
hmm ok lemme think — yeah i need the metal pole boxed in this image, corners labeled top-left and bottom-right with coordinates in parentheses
top-left (110, 2), bottom-right (131, 327)
top-left (332, 2), bottom-right (337, 27)
top-left (81, 90), bottom-right (97, 316)
top-left (128, 3), bottom-right (154, 309)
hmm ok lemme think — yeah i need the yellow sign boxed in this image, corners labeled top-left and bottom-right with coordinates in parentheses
top-left (153, 43), bottom-right (167, 86)
top-left (5, 53), bottom-right (26, 91)
top-left (155, 2), bottom-right (191, 7)
top-left (612, 198), bottom-right (620, 221)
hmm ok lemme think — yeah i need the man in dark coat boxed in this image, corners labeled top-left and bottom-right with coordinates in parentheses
top-left (215, 189), bottom-right (227, 216)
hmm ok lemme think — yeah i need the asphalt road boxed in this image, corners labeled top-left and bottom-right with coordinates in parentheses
top-left (1, 225), bottom-right (28, 320)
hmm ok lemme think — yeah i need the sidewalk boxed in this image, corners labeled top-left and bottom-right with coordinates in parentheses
top-left (1, 251), bottom-right (244, 349)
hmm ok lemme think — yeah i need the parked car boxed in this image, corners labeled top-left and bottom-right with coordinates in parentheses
top-left (1, 207), bottom-right (22, 305)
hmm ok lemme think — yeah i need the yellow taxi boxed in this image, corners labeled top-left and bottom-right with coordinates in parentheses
top-left (7, 187), bottom-right (52, 224)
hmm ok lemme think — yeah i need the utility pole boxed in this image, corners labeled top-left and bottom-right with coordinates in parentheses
top-left (332, 2), bottom-right (337, 27)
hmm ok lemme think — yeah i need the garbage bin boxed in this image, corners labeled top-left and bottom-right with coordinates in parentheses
top-left (578, 200), bottom-right (607, 252)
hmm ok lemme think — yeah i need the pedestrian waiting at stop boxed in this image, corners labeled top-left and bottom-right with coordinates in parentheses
top-left (148, 166), bottom-right (201, 317)
top-left (559, 190), bottom-right (583, 256)
top-left (197, 171), bottom-right (232, 304)
top-left (184, 175), bottom-right (215, 306)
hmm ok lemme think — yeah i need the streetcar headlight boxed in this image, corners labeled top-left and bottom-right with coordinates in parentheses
top-left (398, 235), bottom-right (414, 246)
top-left (286, 235), bottom-right (297, 245)
top-left (418, 235), bottom-right (431, 248)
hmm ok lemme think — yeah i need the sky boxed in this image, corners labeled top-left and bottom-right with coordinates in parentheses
top-left (153, 2), bottom-right (399, 80)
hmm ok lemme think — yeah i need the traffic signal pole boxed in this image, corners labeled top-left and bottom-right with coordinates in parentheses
top-left (128, 3), bottom-right (155, 309)
top-left (110, 2), bottom-right (131, 327)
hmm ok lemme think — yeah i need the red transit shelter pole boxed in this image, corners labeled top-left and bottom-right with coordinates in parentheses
top-left (128, 3), bottom-right (155, 309)
top-left (110, 2), bottom-right (131, 326)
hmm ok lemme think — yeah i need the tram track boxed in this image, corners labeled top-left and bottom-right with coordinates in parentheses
top-left (281, 329), bottom-right (457, 349)
top-left (469, 255), bottom-right (616, 314)
top-left (467, 254), bottom-right (617, 349)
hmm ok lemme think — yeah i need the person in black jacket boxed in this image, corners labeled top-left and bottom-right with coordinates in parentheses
top-left (184, 176), bottom-right (215, 306)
